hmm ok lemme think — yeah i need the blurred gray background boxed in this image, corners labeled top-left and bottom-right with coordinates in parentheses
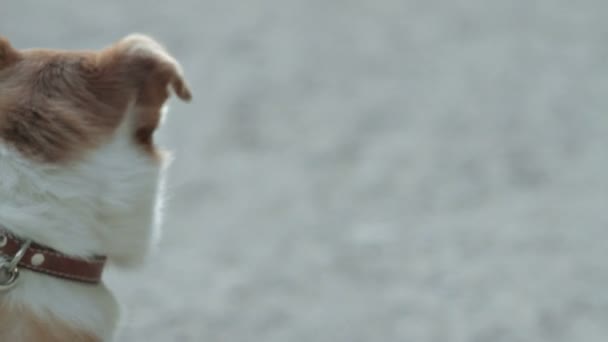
top-left (3, 1), bottom-right (608, 341)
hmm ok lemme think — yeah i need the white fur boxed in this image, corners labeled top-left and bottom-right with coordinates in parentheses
top-left (0, 108), bottom-right (169, 340)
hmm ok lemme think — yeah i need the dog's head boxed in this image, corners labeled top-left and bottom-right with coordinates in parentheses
top-left (0, 35), bottom-right (191, 264)
top-left (0, 34), bottom-right (191, 164)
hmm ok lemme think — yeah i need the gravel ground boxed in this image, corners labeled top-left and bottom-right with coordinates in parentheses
top-left (3, 1), bottom-right (608, 341)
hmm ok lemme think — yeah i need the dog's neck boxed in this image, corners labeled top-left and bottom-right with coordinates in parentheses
top-left (0, 119), bottom-right (165, 265)
top-left (0, 120), bottom-right (167, 341)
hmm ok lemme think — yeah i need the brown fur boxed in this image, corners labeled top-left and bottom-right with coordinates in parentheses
top-left (0, 304), bottom-right (99, 342)
top-left (0, 35), bottom-right (191, 163)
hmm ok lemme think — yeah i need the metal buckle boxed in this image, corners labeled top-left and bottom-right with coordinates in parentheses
top-left (0, 239), bottom-right (31, 292)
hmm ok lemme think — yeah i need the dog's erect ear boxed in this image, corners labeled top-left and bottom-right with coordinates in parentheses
top-left (112, 34), bottom-right (192, 103)
top-left (0, 37), bottom-right (19, 67)
top-left (94, 34), bottom-right (192, 153)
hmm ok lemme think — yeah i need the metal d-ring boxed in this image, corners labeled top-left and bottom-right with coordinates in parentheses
top-left (0, 239), bottom-right (32, 292)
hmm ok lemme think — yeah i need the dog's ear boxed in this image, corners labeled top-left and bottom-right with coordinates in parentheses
top-left (94, 34), bottom-right (192, 153)
top-left (0, 37), bottom-right (19, 67)
top-left (112, 34), bottom-right (192, 103)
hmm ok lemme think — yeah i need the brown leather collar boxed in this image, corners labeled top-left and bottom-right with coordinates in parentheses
top-left (0, 228), bottom-right (106, 284)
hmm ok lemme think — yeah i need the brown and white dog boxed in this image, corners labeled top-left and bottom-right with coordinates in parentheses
top-left (0, 35), bottom-right (191, 341)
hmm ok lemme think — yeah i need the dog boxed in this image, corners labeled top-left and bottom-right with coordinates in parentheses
top-left (0, 34), bottom-right (191, 341)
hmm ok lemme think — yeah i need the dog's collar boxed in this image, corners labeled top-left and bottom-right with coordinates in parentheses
top-left (0, 228), bottom-right (106, 288)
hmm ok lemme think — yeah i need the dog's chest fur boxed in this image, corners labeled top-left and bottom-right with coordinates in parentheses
top-left (0, 114), bottom-right (166, 341)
